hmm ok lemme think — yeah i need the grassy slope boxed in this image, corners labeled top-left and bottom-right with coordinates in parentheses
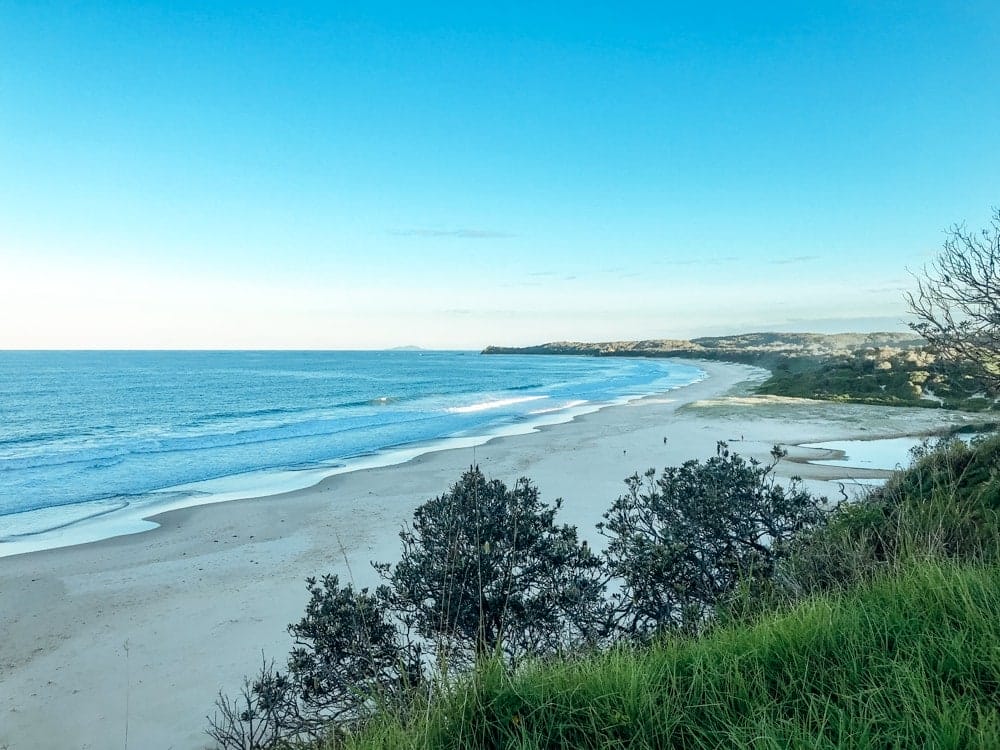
top-left (783, 435), bottom-right (1000, 600)
top-left (346, 563), bottom-right (1000, 750)
top-left (338, 437), bottom-right (1000, 750)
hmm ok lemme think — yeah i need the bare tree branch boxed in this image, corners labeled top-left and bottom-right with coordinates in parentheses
top-left (906, 208), bottom-right (1000, 395)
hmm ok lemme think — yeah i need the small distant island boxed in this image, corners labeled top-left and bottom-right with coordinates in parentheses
top-left (484, 331), bottom-right (998, 412)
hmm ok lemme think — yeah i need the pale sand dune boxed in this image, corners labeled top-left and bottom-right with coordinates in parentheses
top-left (0, 360), bottom-right (982, 750)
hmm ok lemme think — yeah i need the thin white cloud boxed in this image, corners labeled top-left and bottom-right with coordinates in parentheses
top-left (389, 228), bottom-right (515, 239)
top-left (769, 255), bottom-right (821, 265)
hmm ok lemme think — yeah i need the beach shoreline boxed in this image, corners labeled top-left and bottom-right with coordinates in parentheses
top-left (0, 355), bottom-right (707, 558)
top-left (0, 359), bottom-right (984, 750)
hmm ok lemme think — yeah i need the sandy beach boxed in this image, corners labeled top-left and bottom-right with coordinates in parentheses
top-left (0, 360), bottom-right (984, 750)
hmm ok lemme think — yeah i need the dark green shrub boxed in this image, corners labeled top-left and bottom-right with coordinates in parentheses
top-left (376, 467), bottom-right (607, 668)
top-left (599, 442), bottom-right (827, 636)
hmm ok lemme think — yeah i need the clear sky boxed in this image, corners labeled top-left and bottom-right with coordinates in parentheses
top-left (2, 2), bottom-right (998, 349)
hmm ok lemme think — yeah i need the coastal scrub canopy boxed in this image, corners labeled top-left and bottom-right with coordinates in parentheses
top-left (599, 443), bottom-right (827, 636)
top-left (375, 466), bottom-right (608, 667)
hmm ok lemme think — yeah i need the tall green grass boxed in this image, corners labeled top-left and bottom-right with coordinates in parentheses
top-left (330, 434), bottom-right (1000, 750)
top-left (270, 436), bottom-right (1000, 750)
top-left (342, 562), bottom-right (1000, 750)
top-left (782, 434), bottom-right (1000, 600)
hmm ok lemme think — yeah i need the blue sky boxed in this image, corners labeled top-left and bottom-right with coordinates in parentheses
top-left (2, 2), bottom-right (998, 348)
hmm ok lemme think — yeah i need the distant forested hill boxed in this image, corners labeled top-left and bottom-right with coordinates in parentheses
top-left (483, 332), bottom-right (997, 411)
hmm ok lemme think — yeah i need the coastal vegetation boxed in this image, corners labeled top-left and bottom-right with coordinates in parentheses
top-left (210, 434), bottom-right (1000, 749)
top-left (597, 444), bottom-right (826, 637)
top-left (373, 469), bottom-right (607, 668)
top-left (343, 562), bottom-right (1000, 750)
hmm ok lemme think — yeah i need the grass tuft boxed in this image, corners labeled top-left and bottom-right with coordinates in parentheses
top-left (341, 562), bottom-right (1000, 749)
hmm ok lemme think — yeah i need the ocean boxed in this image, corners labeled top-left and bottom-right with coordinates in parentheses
top-left (0, 351), bottom-right (704, 554)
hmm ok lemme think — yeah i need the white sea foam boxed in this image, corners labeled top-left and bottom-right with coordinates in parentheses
top-left (446, 395), bottom-right (548, 414)
top-left (528, 399), bottom-right (588, 415)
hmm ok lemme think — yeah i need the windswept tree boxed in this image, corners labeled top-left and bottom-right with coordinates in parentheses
top-left (907, 208), bottom-right (1000, 395)
top-left (207, 658), bottom-right (295, 750)
top-left (599, 443), bottom-right (827, 636)
top-left (376, 467), bottom-right (608, 668)
top-left (286, 575), bottom-right (423, 731)
top-left (209, 575), bottom-right (421, 749)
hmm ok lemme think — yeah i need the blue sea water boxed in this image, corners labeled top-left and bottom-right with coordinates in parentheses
top-left (0, 351), bottom-right (704, 554)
